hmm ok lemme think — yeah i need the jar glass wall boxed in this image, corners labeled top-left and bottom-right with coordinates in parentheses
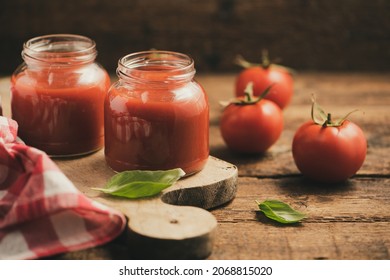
top-left (11, 34), bottom-right (110, 156)
top-left (105, 51), bottom-right (209, 175)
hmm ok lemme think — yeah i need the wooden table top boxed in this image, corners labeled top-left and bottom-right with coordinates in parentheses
top-left (1, 72), bottom-right (389, 260)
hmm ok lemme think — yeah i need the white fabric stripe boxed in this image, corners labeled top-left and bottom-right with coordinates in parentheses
top-left (50, 211), bottom-right (94, 247)
top-left (43, 170), bottom-right (78, 196)
top-left (0, 190), bottom-right (7, 200)
top-left (90, 200), bottom-right (110, 211)
top-left (0, 116), bottom-right (9, 125)
top-left (0, 231), bottom-right (36, 260)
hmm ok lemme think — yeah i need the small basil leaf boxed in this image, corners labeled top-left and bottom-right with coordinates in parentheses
top-left (257, 199), bottom-right (306, 224)
top-left (93, 168), bottom-right (185, 199)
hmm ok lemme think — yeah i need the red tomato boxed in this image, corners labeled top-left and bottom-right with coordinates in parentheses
top-left (292, 120), bottom-right (367, 183)
top-left (220, 97), bottom-right (283, 154)
top-left (236, 67), bottom-right (293, 110)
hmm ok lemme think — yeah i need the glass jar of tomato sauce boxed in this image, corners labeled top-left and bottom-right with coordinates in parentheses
top-left (11, 34), bottom-right (110, 156)
top-left (105, 51), bottom-right (209, 175)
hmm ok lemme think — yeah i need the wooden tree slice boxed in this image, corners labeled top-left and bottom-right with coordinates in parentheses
top-left (55, 152), bottom-right (238, 259)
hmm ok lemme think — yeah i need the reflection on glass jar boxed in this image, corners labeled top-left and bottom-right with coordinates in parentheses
top-left (105, 51), bottom-right (209, 175)
top-left (11, 34), bottom-right (110, 156)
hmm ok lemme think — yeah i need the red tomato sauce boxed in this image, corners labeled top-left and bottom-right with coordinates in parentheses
top-left (104, 77), bottom-right (209, 174)
top-left (11, 71), bottom-right (110, 156)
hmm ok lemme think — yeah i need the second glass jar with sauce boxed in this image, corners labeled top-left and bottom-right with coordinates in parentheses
top-left (105, 51), bottom-right (209, 175)
top-left (11, 34), bottom-right (110, 156)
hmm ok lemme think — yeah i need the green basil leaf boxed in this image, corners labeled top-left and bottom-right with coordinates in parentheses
top-left (93, 168), bottom-right (185, 199)
top-left (257, 199), bottom-right (306, 224)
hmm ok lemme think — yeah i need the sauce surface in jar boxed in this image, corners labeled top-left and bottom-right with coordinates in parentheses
top-left (11, 34), bottom-right (110, 156)
top-left (105, 51), bottom-right (209, 175)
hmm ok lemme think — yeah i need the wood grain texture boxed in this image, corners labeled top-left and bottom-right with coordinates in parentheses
top-left (54, 153), bottom-right (237, 259)
top-left (203, 73), bottom-right (390, 178)
top-left (1, 72), bottom-right (389, 259)
top-left (212, 223), bottom-right (390, 260)
top-left (210, 177), bottom-right (390, 260)
top-left (200, 73), bottom-right (390, 260)
top-left (1, 0), bottom-right (389, 74)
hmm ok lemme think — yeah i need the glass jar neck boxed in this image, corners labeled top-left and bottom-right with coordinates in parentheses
top-left (117, 51), bottom-right (196, 86)
top-left (22, 34), bottom-right (97, 67)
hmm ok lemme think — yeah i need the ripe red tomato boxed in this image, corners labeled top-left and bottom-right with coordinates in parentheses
top-left (235, 54), bottom-right (294, 109)
top-left (292, 115), bottom-right (367, 183)
top-left (220, 85), bottom-right (283, 154)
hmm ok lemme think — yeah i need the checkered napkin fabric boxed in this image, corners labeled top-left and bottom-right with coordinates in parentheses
top-left (0, 116), bottom-right (126, 259)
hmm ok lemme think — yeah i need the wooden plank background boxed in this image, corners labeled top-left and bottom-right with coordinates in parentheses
top-left (1, 72), bottom-right (389, 259)
top-left (1, 0), bottom-right (390, 75)
top-left (205, 73), bottom-right (390, 260)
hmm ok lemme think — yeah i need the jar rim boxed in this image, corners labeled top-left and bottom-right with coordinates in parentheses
top-left (22, 34), bottom-right (97, 65)
top-left (117, 50), bottom-right (196, 83)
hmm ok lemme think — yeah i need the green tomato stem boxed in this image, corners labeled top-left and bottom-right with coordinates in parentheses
top-left (261, 49), bottom-right (271, 69)
top-left (312, 96), bottom-right (360, 127)
top-left (234, 55), bottom-right (259, 69)
top-left (244, 83), bottom-right (254, 102)
top-left (323, 113), bottom-right (332, 127)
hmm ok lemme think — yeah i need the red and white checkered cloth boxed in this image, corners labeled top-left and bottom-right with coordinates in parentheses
top-left (0, 116), bottom-right (126, 259)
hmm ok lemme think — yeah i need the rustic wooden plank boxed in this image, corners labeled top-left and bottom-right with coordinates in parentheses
top-left (198, 73), bottom-right (390, 177)
top-left (1, 1), bottom-right (390, 74)
top-left (2, 73), bottom-right (389, 175)
top-left (209, 177), bottom-right (390, 260)
top-left (210, 125), bottom-right (390, 177)
top-left (291, 72), bottom-right (390, 105)
top-left (212, 177), bottom-right (390, 221)
top-left (55, 153), bottom-right (237, 259)
top-left (52, 222), bottom-right (390, 260)
top-left (55, 176), bottom-right (390, 260)
top-left (211, 223), bottom-right (390, 260)
top-left (3, 73), bottom-right (389, 117)
top-left (2, 73), bottom-right (389, 176)
top-left (0, 78), bottom-right (10, 117)
top-left (1, 73), bottom-right (390, 260)
top-left (200, 73), bottom-right (390, 127)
